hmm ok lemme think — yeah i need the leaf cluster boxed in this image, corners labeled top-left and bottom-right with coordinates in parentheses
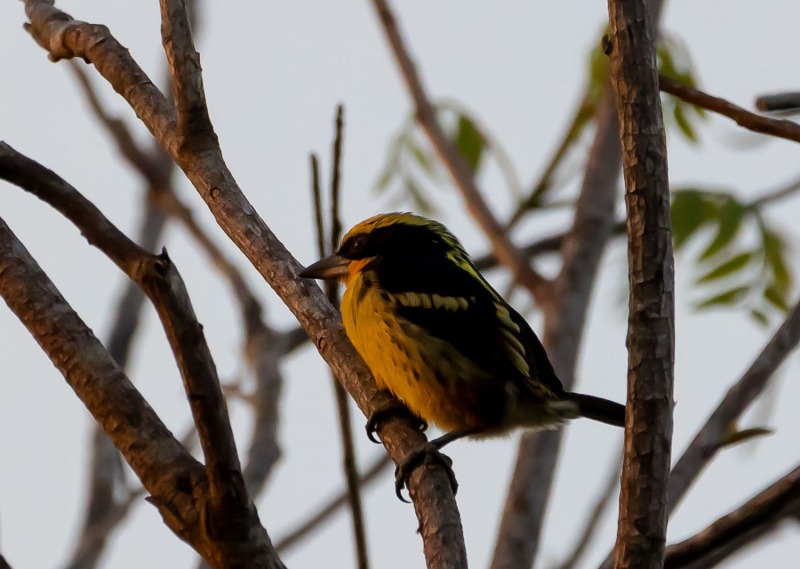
top-left (672, 188), bottom-right (794, 324)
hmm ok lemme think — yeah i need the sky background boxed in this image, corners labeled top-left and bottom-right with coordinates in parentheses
top-left (1, 1), bottom-right (799, 568)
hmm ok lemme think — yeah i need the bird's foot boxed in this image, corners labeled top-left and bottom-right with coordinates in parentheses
top-left (394, 443), bottom-right (457, 502)
top-left (365, 396), bottom-right (427, 444)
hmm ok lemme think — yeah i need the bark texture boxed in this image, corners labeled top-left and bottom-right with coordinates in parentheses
top-left (606, 0), bottom-right (675, 568)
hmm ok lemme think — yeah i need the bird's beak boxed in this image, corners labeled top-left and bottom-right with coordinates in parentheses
top-left (299, 254), bottom-right (351, 280)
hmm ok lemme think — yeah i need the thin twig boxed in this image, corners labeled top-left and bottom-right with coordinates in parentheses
top-left (69, 63), bottom-right (171, 184)
top-left (326, 105), bottom-right (370, 569)
top-left (474, 221), bottom-right (627, 272)
top-left (748, 174), bottom-right (800, 209)
top-left (160, 0), bottom-right (214, 145)
top-left (755, 92), bottom-right (800, 113)
top-left (555, 450), bottom-right (622, 569)
top-left (664, 464), bottom-right (800, 569)
top-left (276, 454), bottom-right (392, 553)
top-left (369, 0), bottom-right (550, 306)
top-left (311, 155), bottom-right (325, 256)
top-left (507, 91), bottom-right (596, 229)
top-left (660, 75), bottom-right (800, 144)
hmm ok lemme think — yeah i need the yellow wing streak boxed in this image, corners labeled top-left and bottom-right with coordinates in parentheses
top-left (389, 291), bottom-right (472, 312)
top-left (495, 303), bottom-right (530, 376)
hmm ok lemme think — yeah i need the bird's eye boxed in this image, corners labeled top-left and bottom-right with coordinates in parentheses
top-left (351, 235), bottom-right (367, 253)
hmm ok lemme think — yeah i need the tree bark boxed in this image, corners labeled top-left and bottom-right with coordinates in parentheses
top-left (606, 1), bottom-right (675, 568)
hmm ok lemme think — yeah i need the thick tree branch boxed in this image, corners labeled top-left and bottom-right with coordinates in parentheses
top-left (66, 56), bottom-right (177, 569)
top-left (664, 464), bottom-right (800, 569)
top-left (21, 3), bottom-right (467, 565)
top-left (660, 75), bottom-right (800, 144)
top-left (490, 87), bottom-right (622, 569)
top-left (73, 40), bottom-right (292, 507)
top-left (1, 143), bottom-right (242, 510)
top-left (66, 197), bottom-right (167, 569)
top-left (369, 0), bottom-right (550, 304)
top-left (606, 1), bottom-right (675, 568)
top-left (0, 216), bottom-right (206, 554)
top-left (0, 143), bottom-right (281, 568)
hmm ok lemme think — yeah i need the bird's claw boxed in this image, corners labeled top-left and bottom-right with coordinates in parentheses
top-left (394, 443), bottom-right (457, 502)
top-left (365, 398), bottom-right (427, 444)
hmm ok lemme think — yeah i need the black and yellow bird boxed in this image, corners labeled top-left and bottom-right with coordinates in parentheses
top-left (301, 213), bottom-right (624, 496)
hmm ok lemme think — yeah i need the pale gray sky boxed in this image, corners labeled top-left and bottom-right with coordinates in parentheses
top-left (1, 1), bottom-right (799, 568)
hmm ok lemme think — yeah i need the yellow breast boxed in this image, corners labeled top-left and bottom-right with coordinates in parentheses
top-left (341, 271), bottom-right (493, 432)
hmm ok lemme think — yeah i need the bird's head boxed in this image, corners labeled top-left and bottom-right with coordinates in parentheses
top-left (299, 212), bottom-right (468, 285)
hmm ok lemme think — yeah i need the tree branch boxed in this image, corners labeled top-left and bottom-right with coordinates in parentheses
top-left (78, 60), bottom-right (291, 509)
top-left (606, 1), bottom-right (675, 568)
top-left (0, 216), bottom-right (207, 554)
top-left (323, 106), bottom-right (370, 569)
top-left (0, 143), bottom-right (281, 568)
top-left (664, 464), bottom-right (800, 569)
top-left (275, 454), bottom-right (392, 553)
top-left (369, 0), bottom-right (550, 304)
top-left (556, 451), bottom-right (623, 569)
top-left (66, 54), bottom-right (177, 569)
top-left (66, 196), bottom-right (167, 569)
top-left (473, 221), bottom-right (628, 272)
top-left (159, 0), bottom-right (214, 146)
top-left (668, 297), bottom-right (800, 511)
top-left (22, 3), bottom-right (467, 565)
top-left (660, 75), bottom-right (800, 144)
top-left (755, 92), bottom-right (800, 113)
top-left (490, 86), bottom-right (622, 569)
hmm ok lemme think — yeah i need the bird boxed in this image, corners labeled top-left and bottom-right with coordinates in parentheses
top-left (300, 212), bottom-right (624, 499)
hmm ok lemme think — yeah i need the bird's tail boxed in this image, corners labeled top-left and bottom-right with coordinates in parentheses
top-left (563, 392), bottom-right (625, 427)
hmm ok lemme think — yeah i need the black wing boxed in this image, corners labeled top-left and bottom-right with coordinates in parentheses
top-left (370, 255), bottom-right (563, 396)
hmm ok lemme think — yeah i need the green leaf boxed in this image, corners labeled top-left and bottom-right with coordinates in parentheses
top-left (588, 40), bottom-right (609, 98)
top-left (694, 285), bottom-right (750, 309)
top-left (762, 228), bottom-right (791, 294)
top-left (410, 142), bottom-right (438, 179)
top-left (671, 189), bottom-right (716, 249)
top-left (699, 196), bottom-right (746, 260)
top-left (453, 114), bottom-right (484, 172)
top-left (750, 309), bottom-right (770, 327)
top-left (673, 103), bottom-right (699, 143)
top-left (764, 285), bottom-right (790, 312)
top-left (657, 43), bottom-right (678, 79)
top-left (695, 251), bottom-right (753, 284)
